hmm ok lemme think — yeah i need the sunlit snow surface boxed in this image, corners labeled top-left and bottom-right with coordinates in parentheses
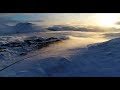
top-left (0, 31), bottom-right (114, 77)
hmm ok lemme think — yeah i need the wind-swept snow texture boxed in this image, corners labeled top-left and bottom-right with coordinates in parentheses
top-left (0, 27), bottom-right (119, 77)
top-left (0, 37), bottom-right (120, 77)
top-left (68, 37), bottom-right (120, 77)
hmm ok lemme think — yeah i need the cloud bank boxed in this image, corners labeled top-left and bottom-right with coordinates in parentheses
top-left (47, 25), bottom-right (111, 32)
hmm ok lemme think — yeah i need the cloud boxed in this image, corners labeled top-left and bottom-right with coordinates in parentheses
top-left (47, 25), bottom-right (108, 32)
top-left (0, 17), bottom-right (20, 24)
top-left (116, 21), bottom-right (120, 25)
top-left (103, 32), bottom-right (120, 39)
top-left (0, 18), bottom-right (44, 25)
top-left (0, 13), bottom-right (17, 17)
top-left (26, 20), bottom-right (44, 22)
top-left (0, 13), bottom-right (34, 17)
top-left (0, 15), bottom-right (44, 25)
top-left (0, 14), bottom-right (20, 24)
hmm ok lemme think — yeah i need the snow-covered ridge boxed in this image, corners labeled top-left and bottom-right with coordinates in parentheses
top-left (63, 37), bottom-right (120, 76)
top-left (39, 37), bottom-right (120, 76)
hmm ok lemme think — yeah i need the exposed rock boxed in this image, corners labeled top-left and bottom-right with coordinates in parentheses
top-left (0, 36), bottom-right (66, 58)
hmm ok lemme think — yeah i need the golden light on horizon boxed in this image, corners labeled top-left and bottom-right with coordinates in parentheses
top-left (94, 14), bottom-right (120, 27)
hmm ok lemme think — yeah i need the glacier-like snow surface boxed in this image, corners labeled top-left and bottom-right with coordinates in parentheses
top-left (0, 24), bottom-right (120, 77)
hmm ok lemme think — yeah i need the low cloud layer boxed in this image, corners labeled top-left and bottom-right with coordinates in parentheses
top-left (47, 25), bottom-right (111, 32)
top-left (103, 32), bottom-right (120, 39)
top-left (0, 13), bottom-right (17, 17)
top-left (0, 13), bottom-right (44, 25)
top-left (0, 17), bottom-right (20, 24)
top-left (115, 21), bottom-right (120, 25)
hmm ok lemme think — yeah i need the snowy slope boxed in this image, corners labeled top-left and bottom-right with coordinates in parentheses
top-left (68, 37), bottom-right (120, 76)
top-left (38, 37), bottom-right (120, 76)
top-left (0, 37), bottom-right (120, 77)
top-left (0, 30), bottom-right (119, 76)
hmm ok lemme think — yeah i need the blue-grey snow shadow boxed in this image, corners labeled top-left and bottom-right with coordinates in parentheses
top-left (33, 37), bottom-right (120, 77)
top-left (18, 37), bottom-right (120, 77)
top-left (2, 38), bottom-right (120, 77)
top-left (69, 37), bottom-right (120, 77)
top-left (0, 57), bottom-right (74, 77)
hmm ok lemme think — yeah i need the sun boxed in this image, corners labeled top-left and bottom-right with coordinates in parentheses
top-left (95, 14), bottom-right (119, 27)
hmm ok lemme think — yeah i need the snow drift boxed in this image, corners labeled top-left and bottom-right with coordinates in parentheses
top-left (66, 37), bottom-right (120, 76)
top-left (39, 37), bottom-right (120, 76)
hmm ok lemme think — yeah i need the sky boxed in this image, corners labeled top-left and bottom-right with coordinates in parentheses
top-left (1, 13), bottom-right (120, 28)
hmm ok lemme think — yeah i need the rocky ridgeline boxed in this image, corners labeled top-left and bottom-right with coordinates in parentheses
top-left (0, 36), bottom-right (67, 57)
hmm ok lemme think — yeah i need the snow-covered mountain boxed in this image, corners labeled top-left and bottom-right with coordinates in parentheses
top-left (13, 23), bottom-right (48, 33)
top-left (0, 23), bottom-right (48, 35)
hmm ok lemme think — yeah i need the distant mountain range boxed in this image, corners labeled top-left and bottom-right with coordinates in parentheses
top-left (0, 23), bottom-right (48, 35)
top-left (0, 23), bottom-right (117, 36)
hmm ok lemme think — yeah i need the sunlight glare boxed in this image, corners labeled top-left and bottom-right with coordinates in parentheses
top-left (95, 14), bottom-right (119, 27)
